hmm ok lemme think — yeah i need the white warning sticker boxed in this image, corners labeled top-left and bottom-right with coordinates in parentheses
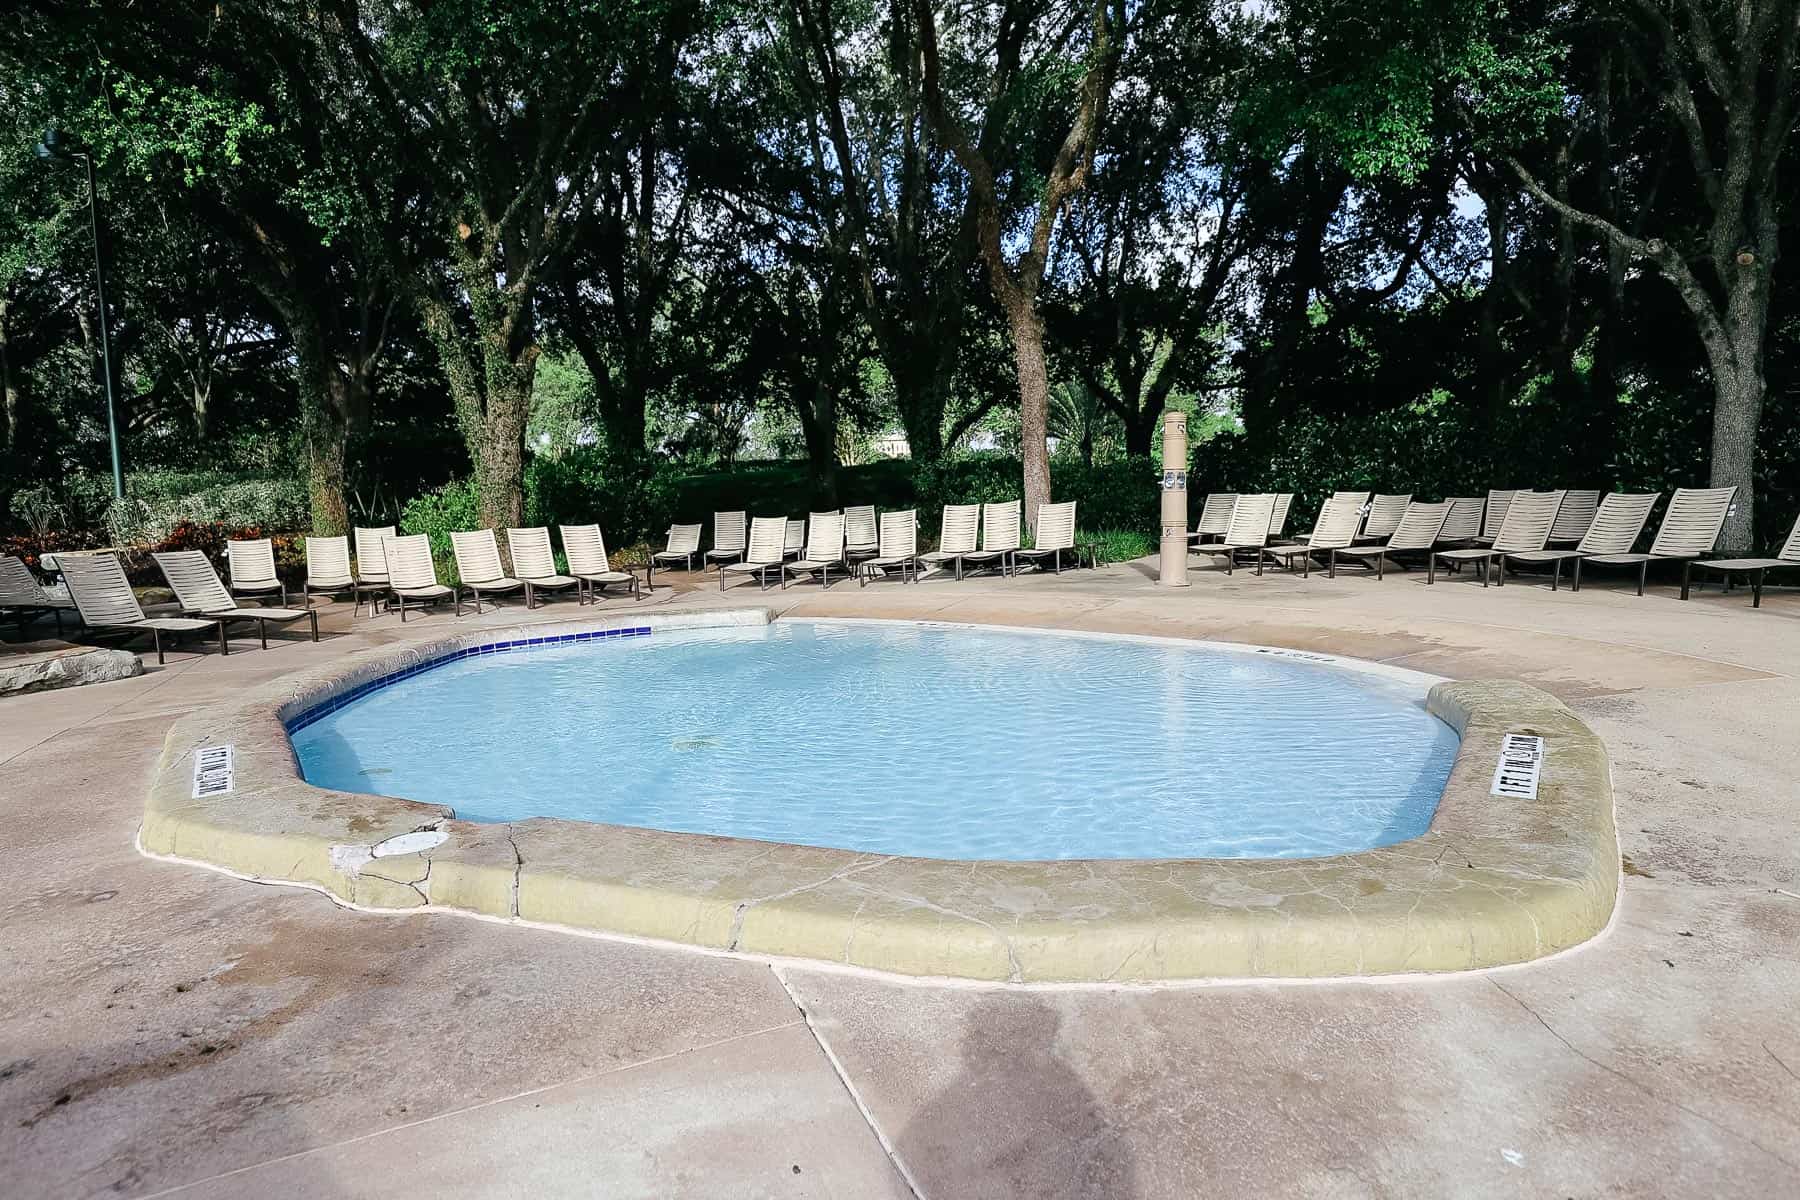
top-left (192, 744), bottom-right (235, 799)
top-left (1491, 733), bottom-right (1545, 799)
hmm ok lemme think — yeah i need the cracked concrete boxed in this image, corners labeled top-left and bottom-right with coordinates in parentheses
top-left (2, 562), bottom-right (1796, 1195)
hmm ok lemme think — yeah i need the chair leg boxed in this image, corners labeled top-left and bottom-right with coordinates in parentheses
top-left (1495, 555), bottom-right (1506, 586)
top-left (309, 610), bottom-right (319, 641)
top-left (1573, 558), bottom-right (1584, 592)
top-left (1637, 562), bottom-right (1647, 596)
top-left (1552, 558), bottom-right (1562, 591)
top-left (1680, 561), bottom-right (1693, 600)
top-left (1753, 569), bottom-right (1764, 608)
top-left (219, 619), bottom-right (231, 655)
top-left (153, 627), bottom-right (165, 665)
top-left (1377, 552), bottom-right (1386, 581)
top-left (259, 618), bottom-right (269, 650)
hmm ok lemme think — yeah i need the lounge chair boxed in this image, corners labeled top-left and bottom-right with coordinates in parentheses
top-left (1574, 486), bottom-right (1737, 598)
top-left (1360, 494), bottom-right (1412, 542)
top-left (1692, 514), bottom-right (1800, 608)
top-left (226, 537), bottom-right (288, 606)
top-left (920, 504), bottom-right (979, 580)
top-left (560, 524), bottom-right (642, 602)
top-left (720, 517), bottom-right (788, 590)
top-left (1547, 489), bottom-right (1602, 546)
top-left (154, 550), bottom-right (319, 649)
top-left (650, 524), bottom-right (703, 580)
top-left (1190, 493), bottom-right (1237, 547)
top-left (1439, 497), bottom-right (1486, 544)
top-left (384, 534), bottom-right (454, 621)
top-left (843, 506), bottom-right (879, 565)
top-left (859, 510), bottom-right (919, 585)
top-left (1262, 497), bottom-right (1365, 577)
top-left (783, 511), bottom-right (848, 588)
top-left (1293, 491), bottom-right (1371, 544)
top-left (1267, 493), bottom-right (1295, 542)
top-left (303, 536), bottom-right (360, 609)
top-left (1193, 493), bottom-right (1276, 575)
top-left (963, 501), bottom-right (1020, 577)
top-left (353, 526), bottom-right (396, 615)
top-left (1470, 489), bottom-right (1518, 548)
top-left (1016, 501), bottom-right (1078, 574)
top-left (1430, 490), bottom-right (1566, 585)
top-left (706, 511), bottom-right (746, 570)
top-left (1335, 501), bottom-right (1451, 579)
top-left (449, 530), bottom-right (525, 614)
top-left (1501, 492), bottom-right (1660, 591)
top-left (783, 517), bottom-right (806, 560)
top-left (1, 555), bottom-right (76, 636)
top-left (506, 526), bottom-right (581, 608)
top-left (58, 553), bottom-right (218, 662)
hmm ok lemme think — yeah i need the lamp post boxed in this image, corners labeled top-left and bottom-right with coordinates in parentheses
top-left (36, 128), bottom-right (124, 501)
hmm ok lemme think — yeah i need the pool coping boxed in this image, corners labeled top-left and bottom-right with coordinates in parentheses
top-left (140, 607), bottom-right (1619, 984)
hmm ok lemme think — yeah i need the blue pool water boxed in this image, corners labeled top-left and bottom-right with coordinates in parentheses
top-left (290, 621), bottom-right (1458, 861)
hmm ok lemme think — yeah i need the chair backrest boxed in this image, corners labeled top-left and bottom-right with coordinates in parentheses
top-left (1268, 493), bottom-right (1294, 537)
top-left (507, 527), bottom-right (558, 580)
top-left (1197, 493), bottom-right (1237, 536)
top-left (843, 505), bottom-right (878, 549)
top-left (355, 526), bottom-right (396, 583)
top-left (1307, 496), bottom-right (1367, 550)
top-left (559, 524), bottom-right (614, 576)
top-left (306, 535), bottom-right (352, 584)
top-left (1362, 494), bottom-right (1412, 540)
top-left (1440, 497), bottom-right (1485, 542)
top-left (784, 518), bottom-right (806, 553)
top-left (0, 556), bottom-right (50, 606)
top-left (982, 501), bottom-right (1021, 552)
top-left (878, 510), bottom-right (917, 559)
top-left (1482, 490), bottom-right (1518, 539)
top-left (1492, 490), bottom-right (1566, 553)
top-left (450, 529), bottom-right (507, 584)
top-left (59, 553), bottom-right (148, 626)
top-left (1549, 489), bottom-right (1602, 543)
top-left (385, 534), bottom-right (441, 591)
top-left (713, 511), bottom-right (746, 553)
top-left (1033, 501), bottom-right (1077, 552)
top-left (1648, 486), bottom-right (1737, 557)
top-left (805, 512), bottom-right (845, 560)
top-left (1576, 492), bottom-right (1659, 555)
top-left (938, 504), bottom-right (980, 554)
top-left (226, 538), bottom-right (278, 588)
top-left (665, 523), bottom-right (702, 554)
top-left (154, 550), bottom-right (237, 613)
top-left (1779, 515), bottom-right (1800, 563)
top-left (1385, 501), bottom-right (1451, 551)
top-left (745, 516), bottom-right (789, 564)
top-left (1222, 493), bottom-right (1274, 547)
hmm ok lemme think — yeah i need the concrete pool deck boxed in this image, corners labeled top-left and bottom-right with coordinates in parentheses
top-left (2, 560), bottom-right (1797, 1195)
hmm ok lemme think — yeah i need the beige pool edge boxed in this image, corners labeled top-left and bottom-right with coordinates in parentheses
top-left (140, 608), bottom-right (1619, 984)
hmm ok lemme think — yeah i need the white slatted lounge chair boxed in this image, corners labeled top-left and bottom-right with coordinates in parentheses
top-left (1471, 489), bottom-right (1518, 547)
top-left (1194, 493), bottom-right (1275, 575)
top-left (859, 510), bottom-right (919, 585)
top-left (963, 500), bottom-right (1021, 576)
top-left (1016, 501), bottom-right (1078, 574)
top-left (1439, 497), bottom-right (1485, 544)
top-left (560, 524), bottom-right (641, 602)
top-left (449, 529), bottom-right (524, 614)
top-left (1693, 514), bottom-right (1800, 608)
top-left (1294, 491), bottom-right (1371, 544)
top-left (650, 523), bottom-right (703, 580)
top-left (920, 504), bottom-right (979, 580)
top-left (706, 511), bottom-right (746, 569)
top-left (58, 553), bottom-right (217, 663)
top-left (1430, 490), bottom-right (1565, 585)
top-left (154, 550), bottom-right (319, 649)
top-left (1502, 492), bottom-right (1660, 591)
top-left (720, 517), bottom-right (788, 591)
top-left (506, 526), bottom-right (580, 608)
top-left (385, 534), bottom-right (453, 621)
top-left (1268, 493), bottom-right (1295, 541)
top-left (1190, 493), bottom-right (1237, 546)
top-left (784, 517), bottom-right (806, 559)
top-left (1336, 501), bottom-right (1451, 580)
top-left (1360, 493), bottom-right (1412, 542)
top-left (843, 505), bottom-right (879, 563)
top-left (353, 526), bottom-right (395, 616)
top-left (302, 536), bottom-right (360, 609)
top-left (226, 537), bottom-right (288, 606)
top-left (1547, 489), bottom-right (1602, 545)
top-left (1575, 486), bottom-right (1738, 599)
top-left (1262, 497), bottom-right (1365, 577)
top-left (1, 555), bottom-right (77, 636)
top-left (783, 511), bottom-right (848, 588)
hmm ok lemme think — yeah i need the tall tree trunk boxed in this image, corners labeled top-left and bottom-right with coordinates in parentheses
top-left (1008, 306), bottom-right (1052, 526)
top-left (1122, 407), bottom-right (1156, 459)
top-left (476, 366), bottom-right (532, 529)
top-left (892, 373), bottom-right (945, 463)
top-left (0, 295), bottom-right (18, 451)
top-left (290, 312), bottom-right (351, 536)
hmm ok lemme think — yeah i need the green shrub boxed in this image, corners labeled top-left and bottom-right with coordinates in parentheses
top-left (527, 447), bottom-right (679, 551)
top-left (1081, 527), bottom-right (1155, 563)
top-left (399, 476), bottom-right (481, 583)
top-left (100, 475), bottom-right (309, 547)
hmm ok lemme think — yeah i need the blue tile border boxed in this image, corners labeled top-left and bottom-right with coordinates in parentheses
top-left (284, 626), bottom-right (652, 734)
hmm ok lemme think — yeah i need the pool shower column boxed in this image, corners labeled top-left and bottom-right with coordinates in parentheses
top-left (1159, 409), bottom-right (1189, 587)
